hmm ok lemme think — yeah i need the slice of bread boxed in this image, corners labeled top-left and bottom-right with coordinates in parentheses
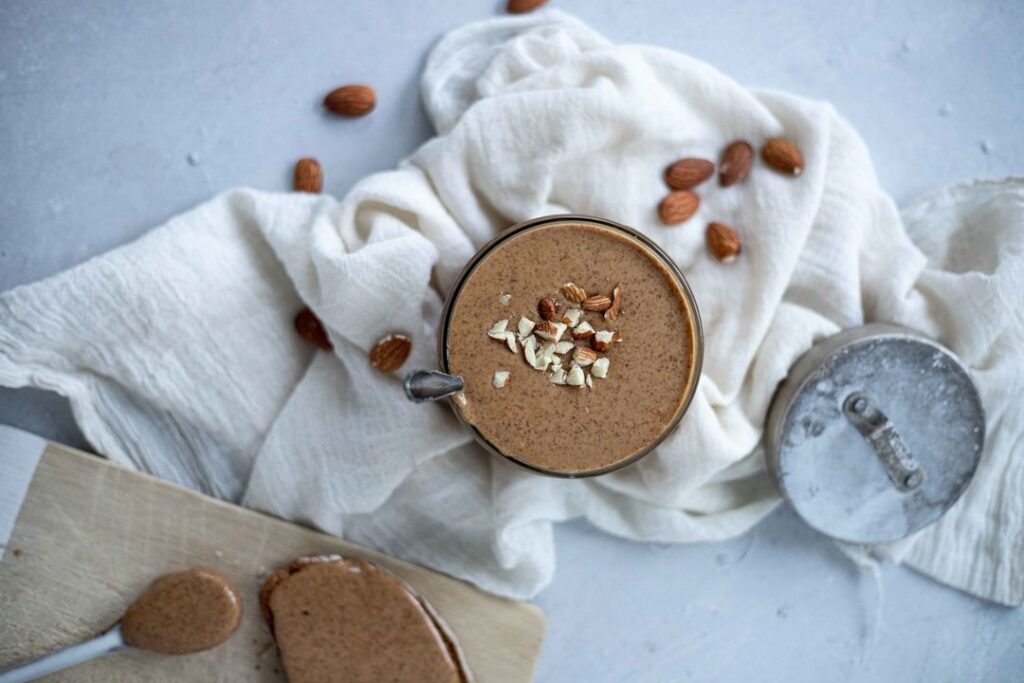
top-left (259, 555), bottom-right (471, 683)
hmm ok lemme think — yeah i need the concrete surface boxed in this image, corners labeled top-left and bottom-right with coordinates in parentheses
top-left (1, 1), bottom-right (1022, 681)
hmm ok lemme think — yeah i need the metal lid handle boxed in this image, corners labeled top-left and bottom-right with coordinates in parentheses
top-left (843, 392), bottom-right (924, 492)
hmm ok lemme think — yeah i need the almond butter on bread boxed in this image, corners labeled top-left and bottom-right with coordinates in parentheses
top-left (260, 556), bottom-right (472, 683)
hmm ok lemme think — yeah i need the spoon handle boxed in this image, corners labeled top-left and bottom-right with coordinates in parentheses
top-left (403, 370), bottom-right (464, 402)
top-left (0, 624), bottom-right (126, 683)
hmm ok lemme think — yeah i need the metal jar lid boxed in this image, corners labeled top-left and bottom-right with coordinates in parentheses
top-left (765, 323), bottom-right (985, 544)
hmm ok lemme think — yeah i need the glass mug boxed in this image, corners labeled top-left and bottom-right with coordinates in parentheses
top-left (406, 214), bottom-right (703, 478)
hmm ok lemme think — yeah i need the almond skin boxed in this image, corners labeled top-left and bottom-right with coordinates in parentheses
top-left (294, 308), bottom-right (332, 351)
top-left (664, 158), bottom-right (714, 190)
top-left (507, 0), bottom-right (547, 13)
top-left (582, 295), bottom-right (613, 312)
top-left (762, 138), bottom-right (804, 176)
top-left (369, 333), bottom-right (412, 372)
top-left (658, 190), bottom-right (700, 225)
top-left (706, 222), bottom-right (741, 262)
top-left (324, 84), bottom-right (376, 117)
top-left (293, 158), bottom-right (323, 193)
top-left (538, 297), bottom-right (558, 321)
top-left (719, 140), bottom-right (753, 187)
top-left (605, 283), bottom-right (622, 321)
top-left (561, 282), bottom-right (587, 304)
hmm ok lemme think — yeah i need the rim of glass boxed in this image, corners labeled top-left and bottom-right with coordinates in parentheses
top-left (439, 214), bottom-right (704, 478)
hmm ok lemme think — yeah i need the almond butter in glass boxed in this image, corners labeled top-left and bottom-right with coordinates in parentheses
top-left (442, 217), bottom-right (702, 477)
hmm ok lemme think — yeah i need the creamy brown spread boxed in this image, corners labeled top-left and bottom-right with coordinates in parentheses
top-left (121, 567), bottom-right (242, 654)
top-left (260, 556), bottom-right (468, 683)
top-left (446, 220), bottom-right (698, 474)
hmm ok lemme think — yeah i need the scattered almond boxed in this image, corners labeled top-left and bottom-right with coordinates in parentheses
top-left (561, 307), bottom-right (583, 326)
top-left (534, 321), bottom-right (567, 342)
top-left (523, 336), bottom-right (539, 367)
top-left (706, 222), bottom-right (741, 262)
top-left (573, 321), bottom-right (596, 340)
top-left (574, 346), bottom-right (598, 367)
top-left (719, 140), bottom-right (753, 187)
top-left (504, 331), bottom-right (519, 353)
top-left (554, 341), bottom-right (575, 355)
top-left (566, 365), bottom-right (585, 387)
top-left (323, 84), bottom-right (376, 117)
top-left (538, 297), bottom-right (558, 321)
top-left (582, 294), bottom-right (612, 312)
top-left (493, 370), bottom-right (510, 389)
top-left (487, 319), bottom-right (509, 340)
top-left (507, 0), bottom-right (547, 13)
top-left (369, 334), bottom-right (411, 372)
top-left (605, 283), bottom-right (623, 321)
top-left (293, 158), bottom-right (323, 193)
top-left (294, 307), bottom-right (333, 351)
top-left (499, 293), bottom-right (511, 306)
top-left (664, 158), bottom-right (715, 190)
top-left (586, 374), bottom-right (594, 389)
top-left (658, 190), bottom-right (700, 225)
top-left (592, 357), bottom-right (610, 378)
top-left (549, 367), bottom-right (567, 385)
top-left (562, 282), bottom-right (587, 304)
top-left (517, 316), bottom-right (535, 340)
top-left (591, 330), bottom-right (616, 352)
top-left (762, 138), bottom-right (804, 176)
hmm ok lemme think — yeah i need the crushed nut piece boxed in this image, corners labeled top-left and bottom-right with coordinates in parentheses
top-left (561, 308), bottom-right (583, 327)
top-left (566, 364), bottom-right (585, 387)
top-left (493, 370), bottom-right (510, 388)
top-left (538, 297), bottom-right (558, 321)
top-left (504, 331), bottom-right (518, 353)
top-left (562, 282), bottom-right (587, 303)
top-left (605, 284), bottom-right (623, 321)
top-left (572, 321), bottom-right (596, 340)
top-left (517, 316), bottom-right (536, 340)
top-left (592, 357), bottom-right (610, 378)
top-left (549, 367), bottom-right (567, 385)
top-left (586, 373), bottom-right (594, 389)
top-left (574, 346), bottom-right (598, 367)
top-left (592, 330), bottom-right (616, 352)
top-left (499, 293), bottom-right (511, 306)
top-left (523, 335), bottom-right (538, 367)
top-left (488, 319), bottom-right (509, 339)
top-left (534, 321), bottom-right (567, 342)
top-left (582, 294), bottom-right (613, 312)
top-left (554, 341), bottom-right (574, 355)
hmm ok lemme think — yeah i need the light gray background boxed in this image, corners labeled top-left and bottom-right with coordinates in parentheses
top-left (1, 1), bottom-right (1022, 681)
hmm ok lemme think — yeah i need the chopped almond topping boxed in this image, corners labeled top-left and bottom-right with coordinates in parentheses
top-left (574, 346), bottom-right (598, 367)
top-left (488, 319), bottom-right (509, 339)
top-left (572, 321), bottom-right (596, 340)
top-left (592, 357), bottom-right (610, 378)
top-left (492, 370), bottom-right (510, 388)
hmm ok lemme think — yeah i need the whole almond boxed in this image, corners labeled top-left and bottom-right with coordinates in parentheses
top-left (762, 138), bottom-right (804, 176)
top-left (664, 158), bottom-right (714, 190)
top-left (706, 222), bottom-right (741, 262)
top-left (369, 333), bottom-right (412, 372)
top-left (508, 0), bottom-right (547, 13)
top-left (605, 283), bottom-right (622, 321)
top-left (538, 297), bottom-right (558, 321)
top-left (582, 295), bottom-right (612, 312)
top-left (294, 308), bottom-right (333, 351)
top-left (658, 190), bottom-right (700, 225)
top-left (561, 282), bottom-right (587, 304)
top-left (293, 157), bottom-right (323, 193)
top-left (324, 84), bottom-right (376, 117)
top-left (719, 140), bottom-right (753, 187)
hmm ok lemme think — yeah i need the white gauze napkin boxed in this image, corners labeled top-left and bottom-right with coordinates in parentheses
top-left (0, 11), bottom-right (1020, 603)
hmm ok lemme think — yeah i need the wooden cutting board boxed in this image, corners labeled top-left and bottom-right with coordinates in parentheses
top-left (0, 440), bottom-right (545, 682)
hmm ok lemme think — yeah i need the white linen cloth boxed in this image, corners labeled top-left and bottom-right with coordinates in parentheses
top-left (0, 11), bottom-right (1020, 603)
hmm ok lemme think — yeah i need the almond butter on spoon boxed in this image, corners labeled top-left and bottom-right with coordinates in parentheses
top-left (0, 568), bottom-right (242, 681)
